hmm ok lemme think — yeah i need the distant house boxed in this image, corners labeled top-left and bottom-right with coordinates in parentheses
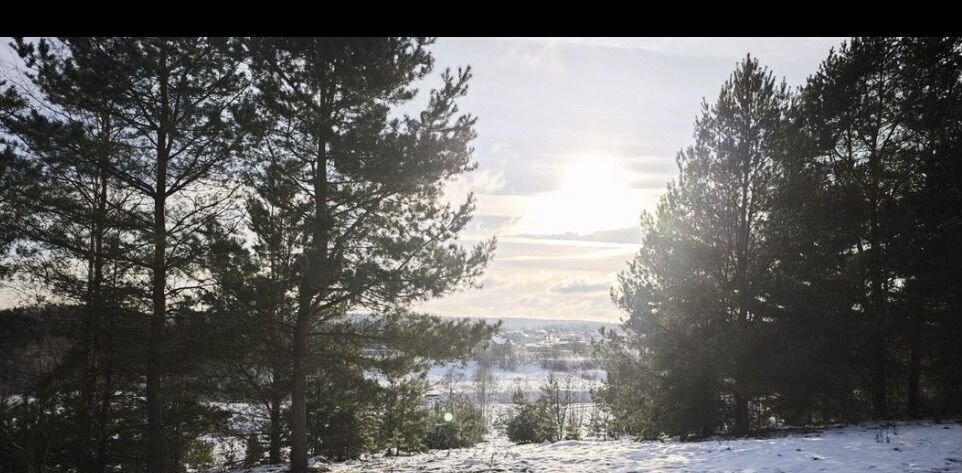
top-left (481, 335), bottom-right (515, 368)
top-left (524, 342), bottom-right (554, 357)
top-left (505, 330), bottom-right (530, 344)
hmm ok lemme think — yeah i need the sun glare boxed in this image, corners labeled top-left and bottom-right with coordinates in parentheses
top-left (515, 156), bottom-right (641, 236)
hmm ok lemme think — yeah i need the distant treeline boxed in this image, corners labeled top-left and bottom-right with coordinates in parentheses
top-left (0, 38), bottom-right (497, 473)
top-left (597, 37), bottom-right (962, 439)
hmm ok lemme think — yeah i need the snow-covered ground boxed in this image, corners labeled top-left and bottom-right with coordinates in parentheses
top-left (426, 359), bottom-right (603, 403)
top-left (313, 422), bottom-right (961, 473)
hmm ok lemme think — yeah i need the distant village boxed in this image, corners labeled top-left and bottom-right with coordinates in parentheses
top-left (360, 317), bottom-right (616, 373)
top-left (483, 326), bottom-right (606, 370)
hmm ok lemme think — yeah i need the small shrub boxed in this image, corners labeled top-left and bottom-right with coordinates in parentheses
top-left (424, 399), bottom-right (485, 450)
top-left (506, 402), bottom-right (555, 444)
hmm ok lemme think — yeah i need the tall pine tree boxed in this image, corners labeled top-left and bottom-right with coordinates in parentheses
top-left (610, 55), bottom-right (789, 437)
top-left (2, 38), bottom-right (253, 472)
top-left (799, 37), bottom-right (917, 420)
top-left (244, 38), bottom-right (495, 472)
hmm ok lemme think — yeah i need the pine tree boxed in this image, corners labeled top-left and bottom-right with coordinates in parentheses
top-left (609, 55), bottom-right (789, 437)
top-left (891, 37), bottom-right (962, 418)
top-left (204, 158), bottom-right (302, 464)
top-left (379, 372), bottom-right (431, 456)
top-left (2, 37), bottom-right (253, 473)
top-left (244, 37), bottom-right (495, 473)
top-left (799, 37), bottom-right (919, 420)
top-left (765, 102), bottom-right (866, 423)
top-left (1, 37), bottom-right (146, 473)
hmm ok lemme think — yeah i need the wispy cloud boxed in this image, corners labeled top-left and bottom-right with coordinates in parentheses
top-left (493, 37), bottom-right (846, 62)
top-left (494, 39), bottom-right (564, 73)
top-left (550, 278), bottom-right (611, 294)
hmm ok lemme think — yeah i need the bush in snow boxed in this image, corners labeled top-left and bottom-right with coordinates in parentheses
top-left (425, 398), bottom-right (485, 449)
top-left (505, 388), bottom-right (556, 444)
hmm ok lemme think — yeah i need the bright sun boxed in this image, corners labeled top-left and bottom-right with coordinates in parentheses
top-left (515, 156), bottom-right (642, 236)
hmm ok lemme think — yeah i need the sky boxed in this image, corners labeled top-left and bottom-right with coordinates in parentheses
top-left (410, 37), bottom-right (846, 322)
top-left (0, 37), bottom-right (847, 322)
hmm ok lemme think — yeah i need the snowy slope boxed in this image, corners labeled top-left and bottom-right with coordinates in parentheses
top-left (318, 422), bottom-right (961, 473)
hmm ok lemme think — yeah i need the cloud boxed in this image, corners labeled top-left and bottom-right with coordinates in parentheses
top-left (619, 155), bottom-right (679, 175)
top-left (415, 238), bottom-right (630, 322)
top-left (497, 37), bottom-right (846, 64)
top-left (479, 276), bottom-right (499, 289)
top-left (443, 168), bottom-right (527, 226)
top-left (445, 168), bottom-right (506, 197)
top-left (468, 215), bottom-right (519, 234)
top-left (630, 176), bottom-right (674, 190)
top-left (468, 194), bottom-right (530, 220)
top-left (496, 40), bottom-right (564, 73)
top-left (489, 142), bottom-right (517, 159)
top-left (550, 279), bottom-right (611, 295)
top-left (514, 227), bottom-right (644, 245)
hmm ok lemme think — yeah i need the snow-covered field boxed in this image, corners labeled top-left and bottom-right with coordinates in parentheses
top-left (426, 359), bottom-right (603, 403)
top-left (314, 422), bottom-right (961, 473)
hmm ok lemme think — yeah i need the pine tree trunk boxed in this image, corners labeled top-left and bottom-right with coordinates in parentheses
top-left (290, 301), bottom-right (309, 473)
top-left (96, 309), bottom-right (116, 473)
top-left (733, 310), bottom-right (751, 436)
top-left (147, 186), bottom-right (167, 473)
top-left (869, 300), bottom-right (887, 419)
top-left (907, 313), bottom-right (922, 419)
top-left (82, 138), bottom-right (110, 473)
top-left (700, 367), bottom-right (714, 438)
top-left (80, 267), bottom-right (101, 473)
top-left (734, 392), bottom-right (750, 436)
top-left (869, 148), bottom-right (887, 421)
top-left (147, 44), bottom-right (170, 473)
top-left (269, 388), bottom-right (282, 464)
top-left (292, 133), bottom-right (331, 473)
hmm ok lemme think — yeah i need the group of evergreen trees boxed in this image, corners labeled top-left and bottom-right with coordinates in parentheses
top-left (0, 37), bottom-right (497, 473)
top-left (598, 37), bottom-right (962, 440)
